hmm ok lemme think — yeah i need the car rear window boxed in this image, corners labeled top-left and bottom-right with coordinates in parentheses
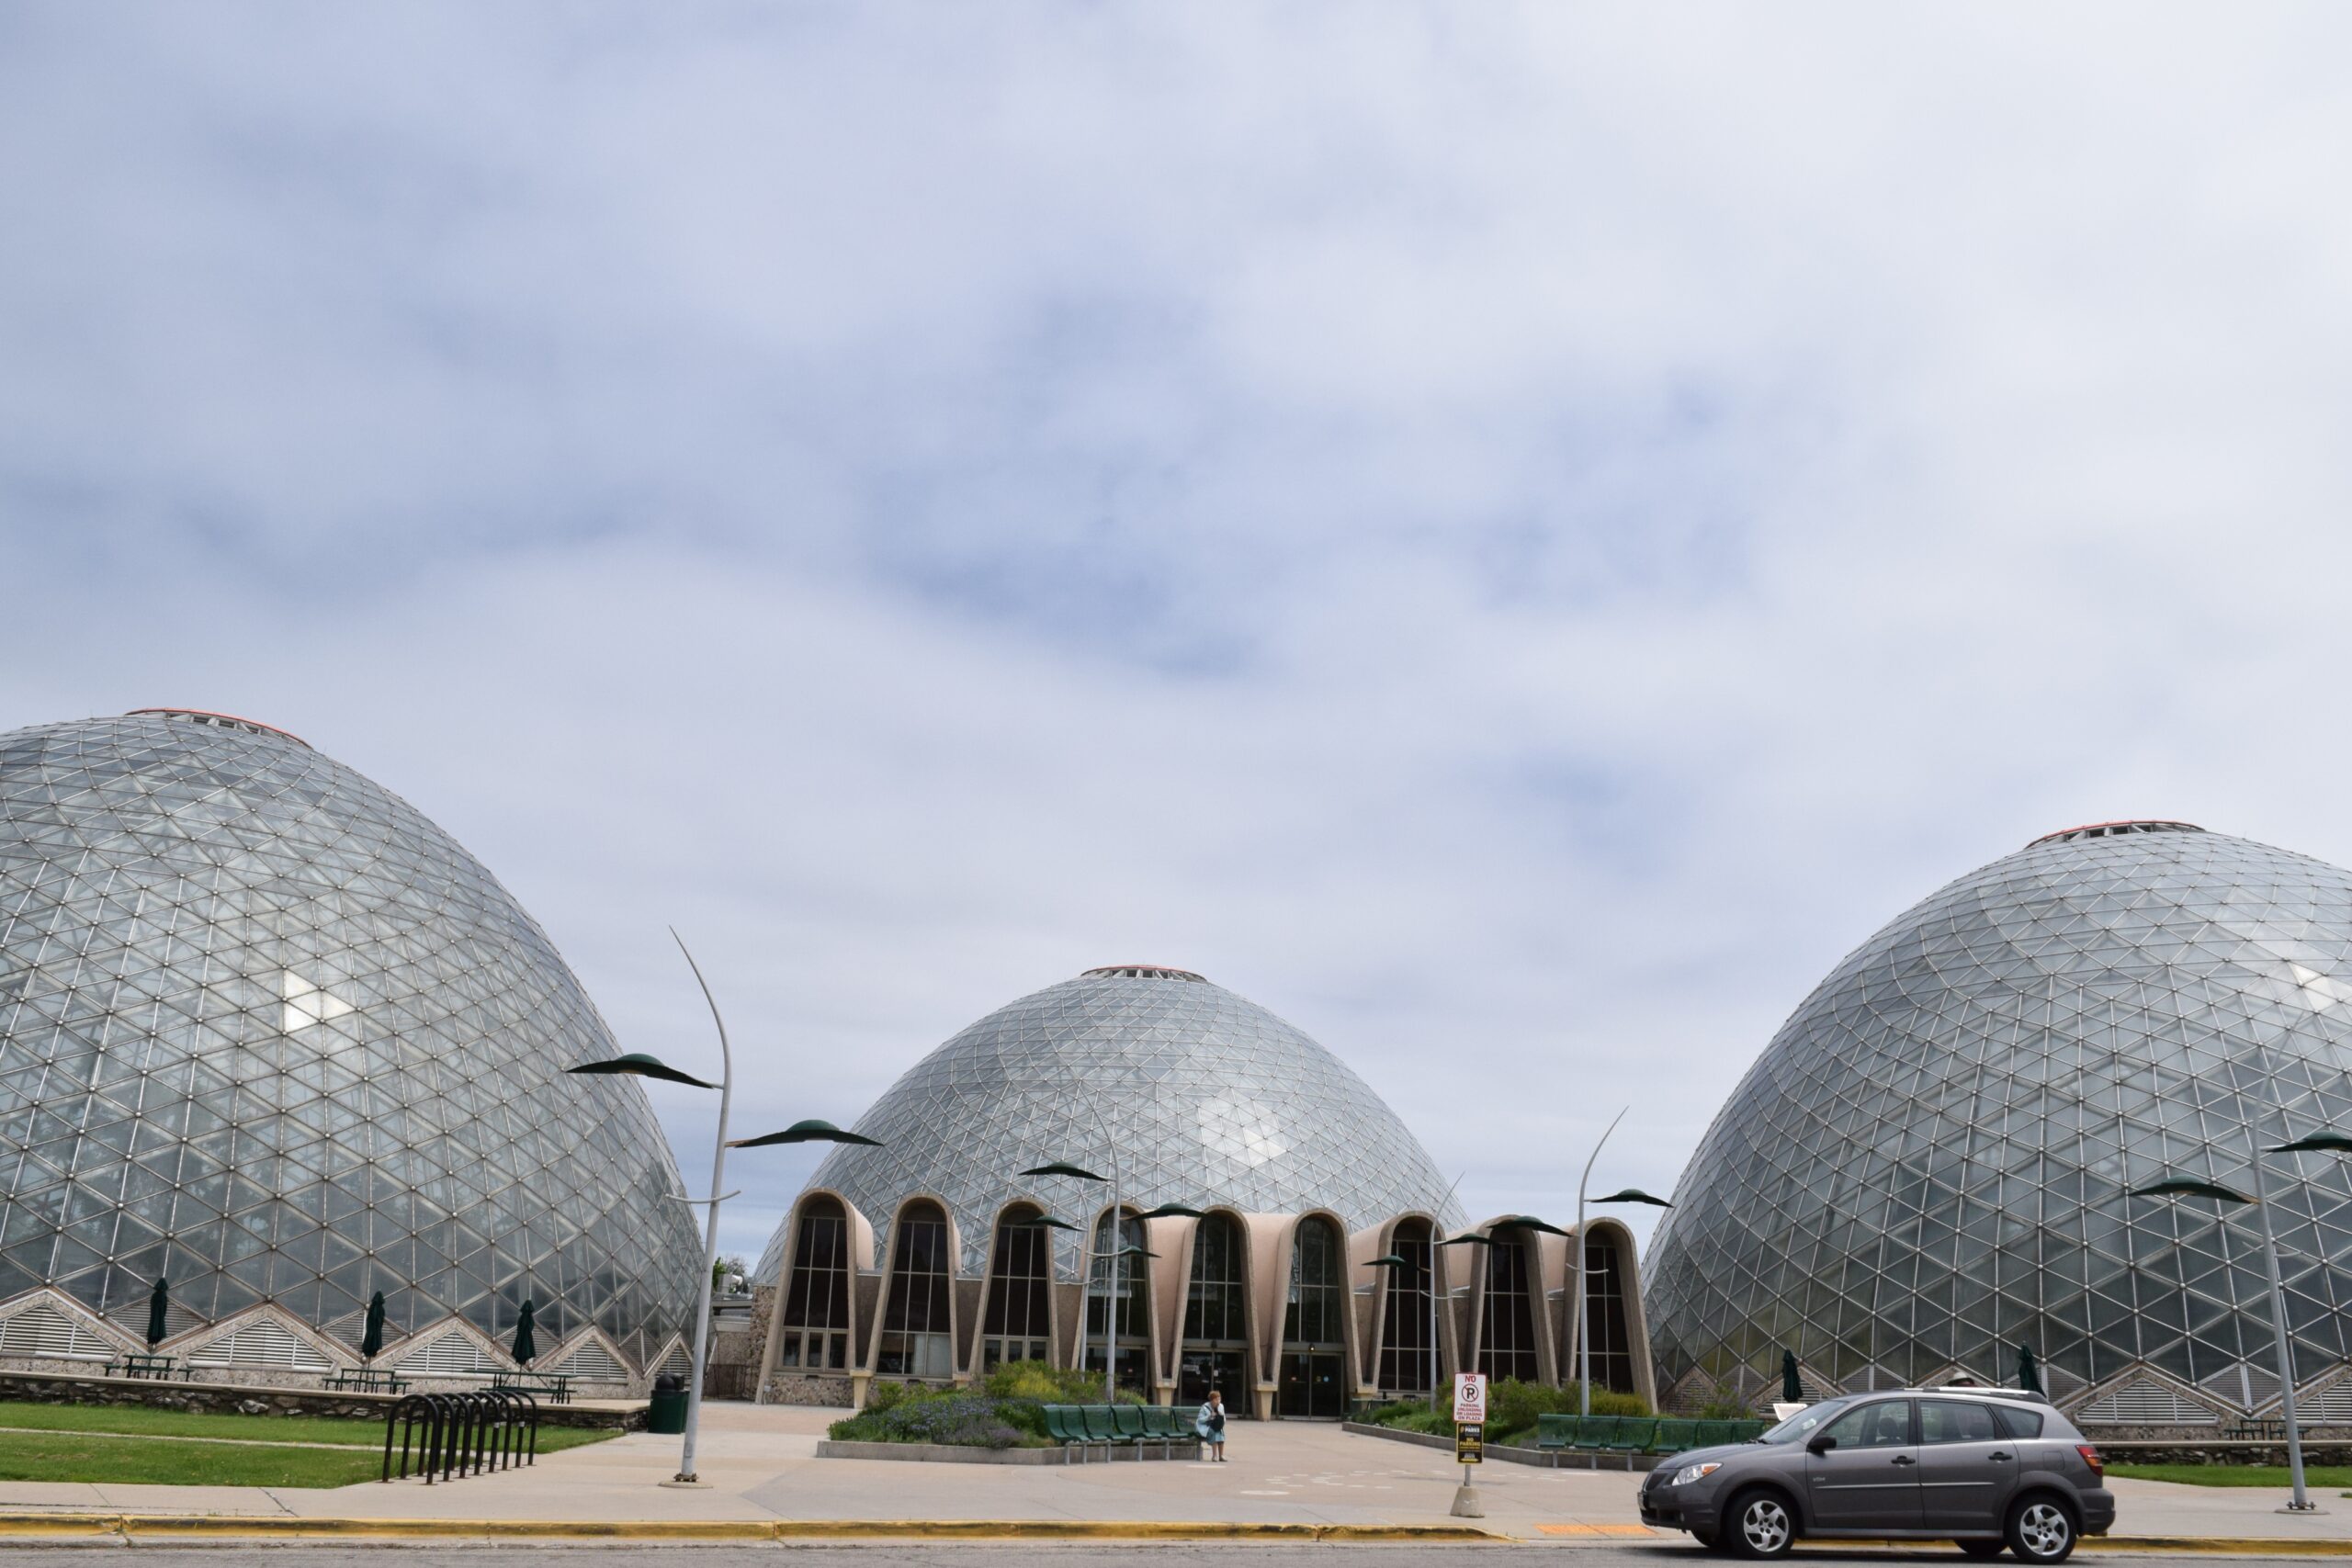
top-left (1992, 1404), bottom-right (2045, 1438)
top-left (1919, 1399), bottom-right (1998, 1443)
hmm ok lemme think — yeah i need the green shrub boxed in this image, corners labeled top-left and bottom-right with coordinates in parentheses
top-left (1697, 1398), bottom-right (1757, 1419)
top-left (827, 1382), bottom-right (1044, 1449)
top-left (1364, 1401), bottom-right (1449, 1436)
top-left (979, 1360), bottom-right (1136, 1404)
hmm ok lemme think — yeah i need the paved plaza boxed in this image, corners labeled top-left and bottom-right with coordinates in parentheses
top-left (0, 1402), bottom-right (2348, 1547)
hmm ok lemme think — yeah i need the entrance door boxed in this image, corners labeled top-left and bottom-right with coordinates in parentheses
top-left (1180, 1350), bottom-right (1246, 1409)
top-left (1805, 1398), bottom-right (1921, 1531)
top-left (1278, 1350), bottom-right (1343, 1418)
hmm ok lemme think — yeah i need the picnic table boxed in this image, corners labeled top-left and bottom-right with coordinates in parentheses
top-left (103, 1352), bottom-right (178, 1380)
top-left (324, 1367), bottom-right (411, 1394)
top-left (491, 1369), bottom-right (573, 1404)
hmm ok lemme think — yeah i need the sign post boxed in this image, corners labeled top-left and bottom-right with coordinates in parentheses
top-left (1450, 1371), bottom-right (1487, 1518)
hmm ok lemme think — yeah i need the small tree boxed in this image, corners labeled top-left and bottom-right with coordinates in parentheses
top-left (712, 1254), bottom-right (749, 1293)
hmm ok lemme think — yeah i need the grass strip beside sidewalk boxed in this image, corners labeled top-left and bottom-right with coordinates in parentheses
top-left (2111, 1462), bottom-right (2352, 1488)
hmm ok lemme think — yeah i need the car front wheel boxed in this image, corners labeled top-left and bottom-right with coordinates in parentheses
top-left (2006, 1495), bottom-right (2077, 1564)
top-left (1724, 1490), bottom-right (1797, 1560)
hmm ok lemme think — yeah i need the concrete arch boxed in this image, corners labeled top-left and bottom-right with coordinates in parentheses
top-left (755, 1188), bottom-right (874, 1401)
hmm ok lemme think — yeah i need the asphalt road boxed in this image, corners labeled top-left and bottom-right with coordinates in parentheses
top-left (0, 1549), bottom-right (2321, 1565)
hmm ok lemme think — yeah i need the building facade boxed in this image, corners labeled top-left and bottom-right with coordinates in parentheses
top-left (1645, 821), bottom-right (2352, 1430)
top-left (0, 711), bottom-right (703, 1393)
top-left (753, 965), bottom-right (1655, 1415)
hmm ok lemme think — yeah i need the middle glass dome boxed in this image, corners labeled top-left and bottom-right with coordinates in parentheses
top-left (755, 965), bottom-right (1458, 1277)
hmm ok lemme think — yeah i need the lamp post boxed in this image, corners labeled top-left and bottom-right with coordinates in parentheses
top-left (1437, 1229), bottom-right (1493, 1405)
top-left (1419, 1171), bottom-right (1468, 1414)
top-left (567, 930), bottom-right (880, 1486)
top-left (2131, 1130), bottom-right (2352, 1517)
top-left (1572, 1103), bottom-right (1674, 1416)
top-left (1022, 1160), bottom-right (1125, 1404)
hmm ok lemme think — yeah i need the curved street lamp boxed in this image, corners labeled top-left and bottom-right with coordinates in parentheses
top-left (567, 930), bottom-right (882, 1486)
top-left (2129, 1130), bottom-right (2352, 1516)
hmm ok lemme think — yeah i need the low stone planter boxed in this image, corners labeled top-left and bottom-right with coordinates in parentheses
top-left (1341, 1420), bottom-right (1658, 1472)
top-left (816, 1438), bottom-right (1201, 1464)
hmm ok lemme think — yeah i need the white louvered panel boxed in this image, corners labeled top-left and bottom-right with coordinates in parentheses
top-left (189, 1317), bottom-right (334, 1371)
top-left (0, 1301), bottom-right (115, 1359)
top-left (552, 1339), bottom-right (627, 1382)
top-left (394, 1329), bottom-right (501, 1376)
top-left (2297, 1379), bottom-right (2352, 1423)
top-left (2077, 1379), bottom-right (2220, 1426)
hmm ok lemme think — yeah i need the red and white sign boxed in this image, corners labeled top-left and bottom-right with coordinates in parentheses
top-left (1453, 1371), bottom-right (1487, 1423)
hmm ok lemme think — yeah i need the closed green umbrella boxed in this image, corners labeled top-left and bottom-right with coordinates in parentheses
top-left (144, 1277), bottom-right (169, 1349)
top-left (2017, 1345), bottom-right (2042, 1395)
top-left (360, 1292), bottom-right (387, 1363)
top-left (511, 1300), bottom-right (537, 1367)
top-left (1781, 1349), bottom-right (1804, 1404)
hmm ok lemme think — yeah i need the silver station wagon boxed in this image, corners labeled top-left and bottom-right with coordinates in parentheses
top-left (1637, 1388), bottom-right (2114, 1562)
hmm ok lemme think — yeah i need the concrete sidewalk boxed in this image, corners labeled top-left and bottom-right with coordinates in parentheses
top-left (0, 1403), bottom-right (2347, 1547)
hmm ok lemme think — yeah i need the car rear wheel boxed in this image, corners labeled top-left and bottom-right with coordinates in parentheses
top-left (1724, 1490), bottom-right (1796, 1560)
top-left (1959, 1540), bottom-right (2006, 1559)
top-left (2005, 1495), bottom-right (2077, 1564)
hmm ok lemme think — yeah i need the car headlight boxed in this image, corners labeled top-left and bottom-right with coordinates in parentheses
top-left (1670, 1462), bottom-right (1722, 1486)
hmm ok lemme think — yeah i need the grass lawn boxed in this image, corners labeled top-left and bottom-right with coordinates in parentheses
top-left (2109, 1462), bottom-right (2352, 1488)
top-left (0, 1399), bottom-right (615, 1451)
top-left (0, 1430), bottom-right (389, 1487)
top-left (0, 1402), bottom-right (617, 1487)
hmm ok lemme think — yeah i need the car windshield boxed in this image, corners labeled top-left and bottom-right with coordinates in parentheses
top-left (1758, 1397), bottom-right (1855, 1444)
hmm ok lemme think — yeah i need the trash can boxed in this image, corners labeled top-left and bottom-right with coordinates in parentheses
top-left (647, 1372), bottom-right (688, 1435)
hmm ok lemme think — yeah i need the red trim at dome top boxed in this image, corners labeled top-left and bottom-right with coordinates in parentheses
top-left (2029, 819), bottom-right (2202, 848)
top-left (126, 709), bottom-right (311, 748)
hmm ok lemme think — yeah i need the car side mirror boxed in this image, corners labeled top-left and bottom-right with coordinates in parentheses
top-left (1806, 1435), bottom-right (1835, 1455)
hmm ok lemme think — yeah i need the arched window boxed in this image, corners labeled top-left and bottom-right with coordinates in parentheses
top-left (779, 1196), bottom-right (851, 1371)
top-left (1278, 1215), bottom-right (1345, 1417)
top-left (1377, 1217), bottom-right (1435, 1397)
top-left (1581, 1230), bottom-right (1634, 1393)
top-left (1180, 1213), bottom-right (1249, 1407)
top-left (1082, 1209), bottom-right (1150, 1396)
top-left (877, 1201), bottom-right (953, 1379)
top-left (1479, 1228), bottom-right (1539, 1382)
top-left (982, 1207), bottom-right (1053, 1371)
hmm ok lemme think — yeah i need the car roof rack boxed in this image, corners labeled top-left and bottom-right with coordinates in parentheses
top-left (1899, 1384), bottom-right (2052, 1404)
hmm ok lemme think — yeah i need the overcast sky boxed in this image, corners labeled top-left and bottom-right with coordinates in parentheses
top-left (6, 3), bottom-right (2352, 1269)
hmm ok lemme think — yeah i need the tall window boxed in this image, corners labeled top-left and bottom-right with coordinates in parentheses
top-left (1181, 1213), bottom-right (1249, 1405)
top-left (1480, 1230), bottom-right (1539, 1382)
top-left (877, 1201), bottom-right (954, 1379)
top-left (1377, 1218), bottom-right (1434, 1396)
top-left (1083, 1210), bottom-right (1149, 1395)
top-left (778, 1196), bottom-right (849, 1371)
top-left (1279, 1215), bottom-right (1345, 1416)
top-left (983, 1207), bottom-right (1053, 1370)
top-left (1582, 1231), bottom-right (1634, 1393)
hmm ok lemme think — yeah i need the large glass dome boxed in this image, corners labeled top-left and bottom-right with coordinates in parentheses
top-left (758, 965), bottom-right (1459, 1276)
top-left (0, 711), bottom-right (702, 1365)
top-left (1644, 821), bottom-right (2352, 1412)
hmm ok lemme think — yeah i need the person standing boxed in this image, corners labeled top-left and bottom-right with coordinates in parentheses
top-left (1196, 1388), bottom-right (1227, 1461)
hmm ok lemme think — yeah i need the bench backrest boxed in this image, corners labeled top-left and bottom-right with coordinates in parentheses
top-left (1581, 1415), bottom-right (1623, 1448)
top-left (1040, 1405), bottom-right (1073, 1442)
top-left (1614, 1417), bottom-right (1659, 1450)
top-left (1142, 1405), bottom-right (1179, 1438)
top-left (1113, 1404), bottom-right (1147, 1438)
top-left (1080, 1405), bottom-right (1119, 1441)
top-left (1535, 1412), bottom-right (1576, 1445)
top-left (1653, 1418), bottom-right (1698, 1453)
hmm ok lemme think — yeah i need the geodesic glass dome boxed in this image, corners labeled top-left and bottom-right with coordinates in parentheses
top-left (1644, 821), bottom-right (2352, 1414)
top-left (757, 965), bottom-right (1460, 1277)
top-left (0, 711), bottom-right (701, 1365)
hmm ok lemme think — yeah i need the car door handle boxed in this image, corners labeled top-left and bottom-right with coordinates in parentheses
top-left (1988, 1452), bottom-right (2012, 1462)
top-left (1890, 1455), bottom-right (1917, 1466)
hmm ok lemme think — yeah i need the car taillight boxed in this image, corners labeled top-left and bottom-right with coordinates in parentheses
top-left (2076, 1444), bottom-right (2104, 1477)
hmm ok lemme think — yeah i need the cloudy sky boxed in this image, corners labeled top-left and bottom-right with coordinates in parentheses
top-left (6, 3), bottom-right (2352, 1268)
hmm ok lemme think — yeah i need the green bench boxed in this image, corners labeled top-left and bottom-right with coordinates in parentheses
top-left (1042, 1404), bottom-right (1199, 1462)
top-left (1530, 1412), bottom-right (1769, 1460)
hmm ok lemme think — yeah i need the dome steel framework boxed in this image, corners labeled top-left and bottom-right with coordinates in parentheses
top-left (1645, 822), bottom-right (2352, 1419)
top-left (757, 967), bottom-right (1460, 1279)
top-left (0, 712), bottom-right (701, 1371)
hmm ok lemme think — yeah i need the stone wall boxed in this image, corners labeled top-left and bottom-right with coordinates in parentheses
top-left (2098, 1439), bottom-right (2352, 1466)
top-left (763, 1371), bottom-right (853, 1407)
top-left (0, 1370), bottom-right (644, 1429)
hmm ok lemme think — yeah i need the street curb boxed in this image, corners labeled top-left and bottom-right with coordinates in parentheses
top-left (0, 1513), bottom-right (1506, 1542)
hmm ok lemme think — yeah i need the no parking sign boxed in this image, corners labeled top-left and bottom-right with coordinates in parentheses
top-left (1453, 1371), bottom-right (1487, 1424)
